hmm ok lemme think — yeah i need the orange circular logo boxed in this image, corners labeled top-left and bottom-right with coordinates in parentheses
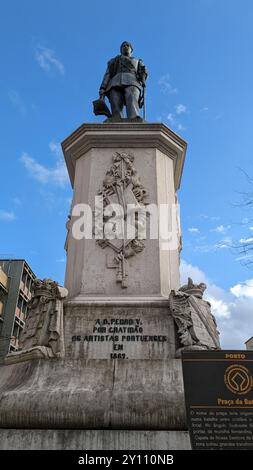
top-left (224, 364), bottom-right (253, 395)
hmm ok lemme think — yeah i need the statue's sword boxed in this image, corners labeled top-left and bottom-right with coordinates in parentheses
top-left (142, 85), bottom-right (146, 121)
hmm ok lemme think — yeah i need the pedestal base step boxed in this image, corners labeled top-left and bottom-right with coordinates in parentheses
top-left (0, 429), bottom-right (191, 450)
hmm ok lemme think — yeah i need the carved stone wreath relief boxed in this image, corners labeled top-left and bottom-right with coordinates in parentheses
top-left (96, 152), bottom-right (148, 288)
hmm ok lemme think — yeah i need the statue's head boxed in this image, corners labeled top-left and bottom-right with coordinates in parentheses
top-left (120, 41), bottom-right (133, 56)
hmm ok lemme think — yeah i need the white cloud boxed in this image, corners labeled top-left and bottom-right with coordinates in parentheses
top-left (35, 46), bottom-right (64, 75)
top-left (21, 153), bottom-right (49, 183)
top-left (200, 107), bottom-right (209, 112)
top-left (180, 260), bottom-right (253, 349)
top-left (167, 113), bottom-right (175, 124)
top-left (240, 237), bottom-right (253, 244)
top-left (49, 140), bottom-right (62, 158)
top-left (188, 227), bottom-right (200, 233)
top-left (206, 296), bottom-right (232, 319)
top-left (180, 259), bottom-right (207, 285)
top-left (211, 224), bottom-right (231, 233)
top-left (199, 214), bottom-right (220, 221)
top-left (215, 237), bottom-right (232, 249)
top-left (175, 104), bottom-right (186, 115)
top-left (216, 243), bottom-right (230, 249)
top-left (158, 74), bottom-right (177, 94)
top-left (192, 237), bottom-right (232, 253)
top-left (235, 254), bottom-right (253, 262)
top-left (230, 279), bottom-right (253, 298)
top-left (180, 260), bottom-right (229, 305)
top-left (0, 210), bottom-right (16, 221)
top-left (20, 142), bottom-right (68, 187)
top-left (8, 90), bottom-right (26, 116)
top-left (166, 110), bottom-right (185, 131)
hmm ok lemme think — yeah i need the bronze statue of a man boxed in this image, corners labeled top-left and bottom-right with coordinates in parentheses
top-left (99, 41), bottom-right (148, 120)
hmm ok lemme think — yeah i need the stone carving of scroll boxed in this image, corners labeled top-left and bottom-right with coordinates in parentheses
top-left (5, 278), bottom-right (68, 365)
top-left (96, 151), bottom-right (148, 288)
top-left (169, 277), bottom-right (220, 357)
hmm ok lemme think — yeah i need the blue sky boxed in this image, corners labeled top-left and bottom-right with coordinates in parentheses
top-left (1, 0), bottom-right (253, 348)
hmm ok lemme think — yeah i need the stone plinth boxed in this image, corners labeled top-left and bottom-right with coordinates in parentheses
top-left (0, 358), bottom-right (186, 430)
top-left (0, 429), bottom-right (191, 450)
top-left (62, 123), bottom-right (187, 300)
top-left (0, 301), bottom-right (186, 432)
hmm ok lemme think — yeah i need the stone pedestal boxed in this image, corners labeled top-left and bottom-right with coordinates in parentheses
top-left (0, 123), bottom-right (191, 450)
top-left (62, 123), bottom-right (187, 300)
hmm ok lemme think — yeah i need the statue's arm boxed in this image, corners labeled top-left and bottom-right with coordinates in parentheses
top-left (99, 64), bottom-right (110, 97)
top-left (137, 59), bottom-right (148, 85)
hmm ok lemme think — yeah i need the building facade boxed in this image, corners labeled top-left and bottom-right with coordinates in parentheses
top-left (245, 336), bottom-right (253, 350)
top-left (0, 260), bottom-right (36, 362)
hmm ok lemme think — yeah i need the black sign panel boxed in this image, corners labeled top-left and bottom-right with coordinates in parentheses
top-left (182, 350), bottom-right (253, 450)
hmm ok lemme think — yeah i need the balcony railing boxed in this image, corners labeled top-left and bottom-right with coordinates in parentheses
top-left (20, 280), bottom-right (25, 292)
top-left (15, 308), bottom-right (25, 323)
top-left (15, 307), bottom-right (21, 317)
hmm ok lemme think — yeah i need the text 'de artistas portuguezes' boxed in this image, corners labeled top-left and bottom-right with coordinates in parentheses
top-left (71, 318), bottom-right (168, 359)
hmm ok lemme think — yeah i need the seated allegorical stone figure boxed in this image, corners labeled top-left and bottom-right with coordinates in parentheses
top-left (169, 277), bottom-right (220, 357)
top-left (5, 278), bottom-right (68, 364)
top-left (94, 41), bottom-right (148, 120)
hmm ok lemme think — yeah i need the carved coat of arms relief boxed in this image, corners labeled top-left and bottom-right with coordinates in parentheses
top-left (96, 151), bottom-right (148, 288)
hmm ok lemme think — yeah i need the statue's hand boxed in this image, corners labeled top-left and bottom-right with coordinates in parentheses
top-left (99, 89), bottom-right (106, 100)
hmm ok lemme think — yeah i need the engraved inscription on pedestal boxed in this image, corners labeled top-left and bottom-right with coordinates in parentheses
top-left (65, 305), bottom-right (176, 360)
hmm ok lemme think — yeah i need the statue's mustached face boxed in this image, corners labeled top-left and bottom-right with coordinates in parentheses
top-left (121, 42), bottom-right (132, 56)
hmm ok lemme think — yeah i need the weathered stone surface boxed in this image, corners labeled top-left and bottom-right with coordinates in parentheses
top-left (62, 123), bottom-right (186, 300)
top-left (0, 429), bottom-right (190, 450)
top-left (0, 357), bottom-right (186, 429)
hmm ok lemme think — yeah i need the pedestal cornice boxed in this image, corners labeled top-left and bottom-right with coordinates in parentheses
top-left (64, 295), bottom-right (171, 308)
top-left (61, 122), bottom-right (187, 190)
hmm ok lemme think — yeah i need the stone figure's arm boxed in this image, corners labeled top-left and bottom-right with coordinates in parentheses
top-left (137, 59), bottom-right (148, 85)
top-left (99, 64), bottom-right (110, 98)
